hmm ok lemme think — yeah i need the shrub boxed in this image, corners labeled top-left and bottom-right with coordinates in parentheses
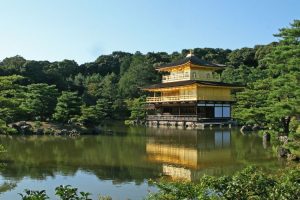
top-left (147, 166), bottom-right (300, 200)
top-left (19, 190), bottom-right (49, 200)
top-left (19, 185), bottom-right (91, 200)
top-left (55, 185), bottom-right (91, 200)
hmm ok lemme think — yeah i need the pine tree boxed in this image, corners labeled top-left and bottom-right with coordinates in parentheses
top-left (53, 92), bottom-right (82, 123)
top-left (234, 20), bottom-right (300, 134)
top-left (21, 83), bottom-right (58, 120)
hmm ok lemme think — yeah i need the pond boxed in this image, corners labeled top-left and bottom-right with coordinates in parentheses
top-left (0, 123), bottom-right (286, 199)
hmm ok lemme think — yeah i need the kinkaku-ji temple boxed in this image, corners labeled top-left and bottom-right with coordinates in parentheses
top-left (143, 51), bottom-right (243, 128)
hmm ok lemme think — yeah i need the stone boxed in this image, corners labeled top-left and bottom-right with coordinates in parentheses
top-left (277, 147), bottom-right (291, 158)
top-left (36, 128), bottom-right (44, 135)
top-left (11, 121), bottom-right (34, 134)
top-left (240, 125), bottom-right (252, 132)
top-left (287, 154), bottom-right (299, 162)
top-left (18, 121), bottom-right (28, 126)
top-left (169, 122), bottom-right (177, 127)
top-left (252, 124), bottom-right (263, 131)
top-left (69, 129), bottom-right (80, 136)
top-left (195, 123), bottom-right (204, 129)
top-left (159, 121), bottom-right (168, 126)
top-left (177, 122), bottom-right (184, 127)
top-left (60, 129), bottom-right (68, 135)
top-left (263, 132), bottom-right (271, 142)
top-left (278, 136), bottom-right (289, 143)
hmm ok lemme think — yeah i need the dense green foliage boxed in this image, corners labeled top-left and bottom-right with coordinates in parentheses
top-left (21, 84), bottom-right (59, 120)
top-left (147, 166), bottom-right (300, 200)
top-left (0, 20), bottom-right (299, 133)
top-left (233, 20), bottom-right (300, 134)
top-left (53, 92), bottom-right (82, 123)
top-left (125, 96), bottom-right (147, 124)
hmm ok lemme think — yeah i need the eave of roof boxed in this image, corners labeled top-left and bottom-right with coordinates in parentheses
top-left (142, 80), bottom-right (244, 90)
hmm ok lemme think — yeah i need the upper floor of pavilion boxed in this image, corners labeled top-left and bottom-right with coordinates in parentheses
top-left (156, 51), bottom-right (225, 83)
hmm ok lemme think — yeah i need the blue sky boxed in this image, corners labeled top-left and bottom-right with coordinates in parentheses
top-left (0, 0), bottom-right (299, 64)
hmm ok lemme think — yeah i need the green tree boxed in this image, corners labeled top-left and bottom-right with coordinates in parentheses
top-left (78, 99), bottom-right (109, 127)
top-left (45, 60), bottom-right (79, 90)
top-left (0, 55), bottom-right (26, 75)
top-left (53, 92), bottom-right (82, 123)
top-left (0, 119), bottom-right (17, 134)
top-left (234, 20), bottom-right (300, 134)
top-left (21, 83), bottom-right (59, 120)
top-left (0, 75), bottom-right (25, 123)
top-left (118, 53), bottom-right (158, 98)
top-left (234, 78), bottom-right (271, 125)
top-left (227, 47), bottom-right (257, 68)
top-left (99, 73), bottom-right (118, 101)
top-left (82, 73), bottom-right (103, 103)
top-left (20, 60), bottom-right (49, 83)
top-left (125, 96), bottom-right (146, 124)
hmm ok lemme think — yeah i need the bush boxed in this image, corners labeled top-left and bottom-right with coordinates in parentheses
top-left (55, 185), bottom-right (91, 200)
top-left (33, 121), bottom-right (42, 129)
top-left (19, 185), bottom-right (92, 200)
top-left (19, 190), bottom-right (49, 200)
top-left (147, 166), bottom-right (300, 200)
top-left (0, 119), bottom-right (18, 135)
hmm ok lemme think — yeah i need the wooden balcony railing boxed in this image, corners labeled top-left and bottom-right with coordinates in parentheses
top-left (162, 74), bottom-right (190, 83)
top-left (147, 115), bottom-right (231, 122)
top-left (146, 95), bottom-right (197, 103)
top-left (162, 74), bottom-right (221, 83)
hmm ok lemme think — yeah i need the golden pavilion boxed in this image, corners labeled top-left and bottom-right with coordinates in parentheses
top-left (143, 51), bottom-right (242, 127)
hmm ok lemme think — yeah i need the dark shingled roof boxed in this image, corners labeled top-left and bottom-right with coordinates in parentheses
top-left (157, 55), bottom-right (225, 69)
top-left (143, 80), bottom-right (243, 90)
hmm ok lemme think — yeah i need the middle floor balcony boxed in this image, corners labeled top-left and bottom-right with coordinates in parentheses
top-left (146, 95), bottom-right (234, 103)
top-left (146, 95), bottom-right (197, 103)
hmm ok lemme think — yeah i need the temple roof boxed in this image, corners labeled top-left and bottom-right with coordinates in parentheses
top-left (156, 55), bottom-right (225, 70)
top-left (143, 80), bottom-right (243, 90)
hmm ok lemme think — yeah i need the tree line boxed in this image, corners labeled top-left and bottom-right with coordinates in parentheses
top-left (0, 20), bottom-right (299, 134)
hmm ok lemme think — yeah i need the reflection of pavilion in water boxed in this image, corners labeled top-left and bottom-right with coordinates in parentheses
top-left (146, 128), bottom-right (233, 181)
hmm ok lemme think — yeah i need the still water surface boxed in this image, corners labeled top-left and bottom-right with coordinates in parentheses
top-left (0, 123), bottom-right (285, 199)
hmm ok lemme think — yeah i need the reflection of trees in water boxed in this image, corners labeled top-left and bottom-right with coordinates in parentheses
top-left (0, 127), bottom-right (280, 185)
top-left (146, 127), bottom-right (277, 164)
top-left (0, 181), bottom-right (17, 194)
top-left (0, 152), bottom-right (17, 194)
top-left (0, 135), bottom-right (161, 184)
top-left (230, 132), bottom-right (277, 166)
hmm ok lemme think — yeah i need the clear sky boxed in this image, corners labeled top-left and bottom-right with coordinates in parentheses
top-left (0, 0), bottom-right (299, 64)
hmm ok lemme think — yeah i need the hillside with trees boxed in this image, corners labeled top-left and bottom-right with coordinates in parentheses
top-left (0, 20), bottom-right (299, 136)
